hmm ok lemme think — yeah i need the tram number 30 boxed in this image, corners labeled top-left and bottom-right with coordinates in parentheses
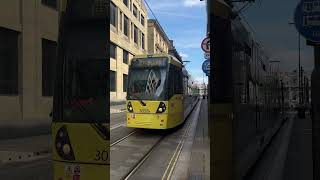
top-left (94, 150), bottom-right (109, 162)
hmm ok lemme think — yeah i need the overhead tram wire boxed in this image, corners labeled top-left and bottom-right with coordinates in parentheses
top-left (239, 13), bottom-right (282, 62)
top-left (143, 0), bottom-right (161, 25)
top-left (234, 0), bottom-right (283, 65)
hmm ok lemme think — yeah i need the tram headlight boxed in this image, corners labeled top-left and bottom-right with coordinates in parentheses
top-left (55, 126), bottom-right (75, 161)
top-left (156, 102), bottom-right (166, 113)
top-left (127, 102), bottom-right (133, 112)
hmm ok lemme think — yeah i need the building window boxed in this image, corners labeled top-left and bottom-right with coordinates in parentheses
top-left (131, 23), bottom-right (134, 40)
top-left (42, 39), bottom-right (57, 96)
top-left (133, 4), bottom-right (138, 18)
top-left (41, 0), bottom-right (57, 9)
top-left (123, 74), bottom-right (128, 92)
top-left (119, 11), bottom-right (123, 31)
top-left (110, 2), bottom-right (117, 28)
top-left (141, 15), bottom-right (145, 26)
top-left (123, 0), bottom-right (128, 7)
top-left (141, 33), bottom-right (145, 49)
top-left (110, 43), bottom-right (116, 59)
top-left (110, 71), bottom-right (116, 92)
top-left (0, 28), bottom-right (19, 95)
top-left (134, 25), bottom-right (138, 44)
top-left (123, 50), bottom-right (129, 64)
top-left (124, 15), bottom-right (129, 37)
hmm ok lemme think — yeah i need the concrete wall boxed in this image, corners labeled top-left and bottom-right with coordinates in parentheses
top-left (0, 0), bottom-right (59, 127)
top-left (147, 20), bottom-right (170, 54)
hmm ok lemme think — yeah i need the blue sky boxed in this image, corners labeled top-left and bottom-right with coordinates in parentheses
top-left (144, 0), bottom-right (314, 84)
top-left (241, 0), bottom-right (314, 73)
top-left (146, 0), bottom-right (208, 84)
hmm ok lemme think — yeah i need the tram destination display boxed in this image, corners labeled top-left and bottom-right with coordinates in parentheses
top-left (131, 57), bottom-right (168, 68)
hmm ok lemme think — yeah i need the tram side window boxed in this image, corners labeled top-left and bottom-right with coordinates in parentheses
top-left (174, 67), bottom-right (183, 94)
top-left (168, 65), bottom-right (175, 98)
top-left (168, 65), bottom-right (183, 98)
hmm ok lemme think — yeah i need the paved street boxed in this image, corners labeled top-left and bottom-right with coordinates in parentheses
top-left (0, 134), bottom-right (52, 180)
top-left (0, 157), bottom-right (52, 180)
top-left (109, 98), bottom-right (212, 180)
top-left (0, 104), bottom-right (126, 180)
top-left (283, 113), bottom-right (313, 180)
top-left (0, 102), bottom-right (314, 180)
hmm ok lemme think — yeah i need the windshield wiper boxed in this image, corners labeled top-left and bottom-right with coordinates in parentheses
top-left (139, 100), bottom-right (146, 106)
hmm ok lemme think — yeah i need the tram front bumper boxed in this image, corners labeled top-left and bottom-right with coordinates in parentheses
top-left (126, 113), bottom-right (168, 129)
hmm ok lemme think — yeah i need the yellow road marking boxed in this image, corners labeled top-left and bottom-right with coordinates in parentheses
top-left (161, 114), bottom-right (194, 180)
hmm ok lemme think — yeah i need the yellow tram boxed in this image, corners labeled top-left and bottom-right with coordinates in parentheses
top-left (52, 59), bottom-right (109, 180)
top-left (51, 0), bottom-right (109, 179)
top-left (126, 54), bottom-right (199, 129)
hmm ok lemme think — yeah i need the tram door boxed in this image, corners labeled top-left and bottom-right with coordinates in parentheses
top-left (52, 0), bottom-right (109, 179)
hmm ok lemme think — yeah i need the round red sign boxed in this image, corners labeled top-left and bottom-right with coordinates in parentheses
top-left (201, 37), bottom-right (210, 53)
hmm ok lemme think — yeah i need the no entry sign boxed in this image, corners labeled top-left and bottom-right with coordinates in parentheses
top-left (201, 37), bottom-right (210, 53)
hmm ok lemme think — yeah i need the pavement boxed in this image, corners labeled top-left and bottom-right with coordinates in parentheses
top-left (283, 112), bottom-right (313, 180)
top-left (0, 156), bottom-right (52, 180)
top-left (187, 98), bottom-right (210, 179)
top-left (0, 135), bottom-right (51, 165)
top-left (110, 104), bottom-right (126, 114)
top-left (244, 111), bottom-right (313, 180)
top-left (0, 103), bottom-right (125, 164)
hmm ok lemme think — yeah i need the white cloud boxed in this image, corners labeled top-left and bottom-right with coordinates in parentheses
top-left (183, 0), bottom-right (205, 7)
top-left (147, 0), bottom-right (205, 10)
top-left (156, 11), bottom-right (202, 19)
top-left (180, 53), bottom-right (189, 59)
top-left (176, 42), bottom-right (200, 49)
top-left (147, 1), bottom-right (181, 10)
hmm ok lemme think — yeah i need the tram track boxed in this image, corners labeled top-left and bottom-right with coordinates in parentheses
top-left (118, 99), bottom-right (201, 180)
top-left (110, 122), bottom-right (126, 131)
top-left (110, 130), bottom-right (137, 147)
top-left (161, 118), bottom-right (194, 180)
top-left (123, 134), bottom-right (166, 180)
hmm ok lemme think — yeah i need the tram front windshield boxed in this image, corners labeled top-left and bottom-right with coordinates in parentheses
top-left (127, 57), bottom-right (168, 101)
top-left (55, 58), bottom-right (107, 123)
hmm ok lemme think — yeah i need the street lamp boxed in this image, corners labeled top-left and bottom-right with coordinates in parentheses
top-left (289, 22), bottom-right (302, 105)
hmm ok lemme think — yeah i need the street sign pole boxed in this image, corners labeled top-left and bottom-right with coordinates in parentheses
top-left (294, 1), bottom-right (320, 179)
top-left (312, 45), bottom-right (320, 180)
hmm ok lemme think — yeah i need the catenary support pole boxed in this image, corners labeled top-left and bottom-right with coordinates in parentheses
top-left (312, 45), bottom-right (320, 180)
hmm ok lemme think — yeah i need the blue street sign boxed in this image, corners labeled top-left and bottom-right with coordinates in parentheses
top-left (294, 0), bottom-right (320, 42)
top-left (202, 59), bottom-right (210, 76)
